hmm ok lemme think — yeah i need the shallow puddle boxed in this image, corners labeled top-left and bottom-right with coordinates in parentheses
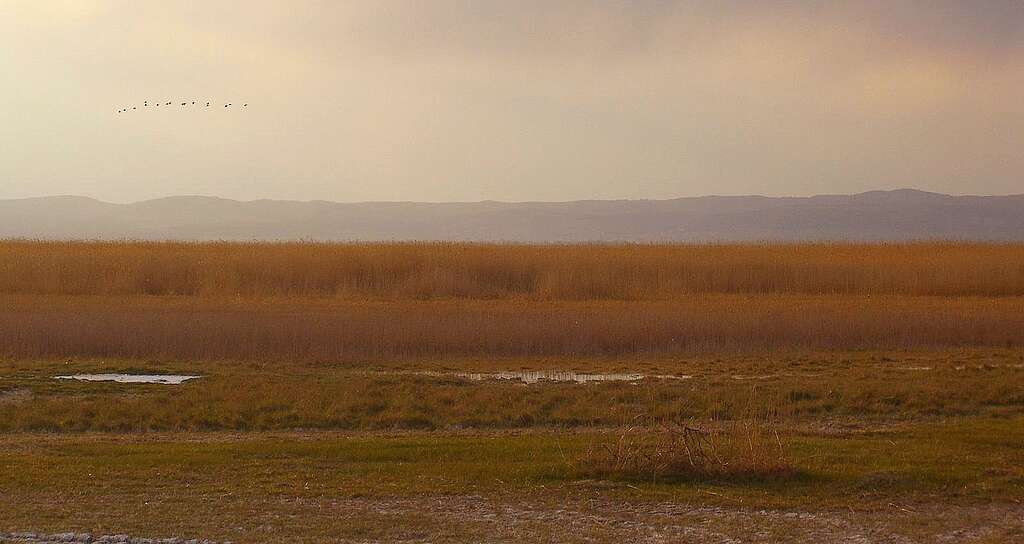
top-left (389, 370), bottom-right (689, 384)
top-left (54, 374), bottom-right (200, 385)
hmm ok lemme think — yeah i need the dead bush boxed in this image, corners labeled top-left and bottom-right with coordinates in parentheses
top-left (577, 415), bottom-right (794, 482)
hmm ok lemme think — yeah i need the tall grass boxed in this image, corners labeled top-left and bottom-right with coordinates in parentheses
top-left (3, 241), bottom-right (1024, 360)
top-left (3, 295), bottom-right (1023, 360)
top-left (2, 241), bottom-right (1024, 298)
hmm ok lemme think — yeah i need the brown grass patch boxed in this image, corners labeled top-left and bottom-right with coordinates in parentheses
top-left (577, 415), bottom-right (794, 482)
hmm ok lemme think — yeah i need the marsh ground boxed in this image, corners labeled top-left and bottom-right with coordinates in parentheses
top-left (3, 243), bottom-right (1023, 542)
top-left (2, 416), bottom-right (1024, 542)
top-left (2, 351), bottom-right (1023, 432)
top-left (3, 351), bottom-right (1024, 542)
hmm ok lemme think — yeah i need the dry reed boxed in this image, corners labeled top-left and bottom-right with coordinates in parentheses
top-left (3, 241), bottom-right (1024, 361)
top-left (2, 241), bottom-right (1024, 298)
top-left (2, 294), bottom-right (1023, 360)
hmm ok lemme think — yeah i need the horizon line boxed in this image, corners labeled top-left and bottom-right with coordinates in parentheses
top-left (5, 188), bottom-right (1024, 206)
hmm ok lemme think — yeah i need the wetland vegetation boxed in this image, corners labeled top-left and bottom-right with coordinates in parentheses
top-left (2, 242), bottom-right (1023, 542)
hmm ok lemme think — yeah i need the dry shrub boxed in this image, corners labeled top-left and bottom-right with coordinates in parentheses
top-left (578, 413), bottom-right (793, 482)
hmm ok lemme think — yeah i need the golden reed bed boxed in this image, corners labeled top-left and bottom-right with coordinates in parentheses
top-left (3, 295), bottom-right (1023, 360)
top-left (3, 241), bottom-right (1024, 298)
top-left (2, 241), bottom-right (1023, 360)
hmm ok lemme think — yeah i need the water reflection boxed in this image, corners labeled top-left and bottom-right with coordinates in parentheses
top-left (55, 374), bottom-right (200, 385)
top-left (400, 370), bottom-right (689, 384)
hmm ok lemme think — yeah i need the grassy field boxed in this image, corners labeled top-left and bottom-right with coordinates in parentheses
top-left (2, 418), bottom-right (1023, 542)
top-left (2, 242), bottom-right (1024, 542)
top-left (2, 351), bottom-right (1023, 432)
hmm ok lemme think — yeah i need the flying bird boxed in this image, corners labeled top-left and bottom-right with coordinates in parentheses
top-left (115, 99), bottom-right (247, 114)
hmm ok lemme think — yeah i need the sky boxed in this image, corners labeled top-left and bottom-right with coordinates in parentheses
top-left (2, 1), bottom-right (1022, 203)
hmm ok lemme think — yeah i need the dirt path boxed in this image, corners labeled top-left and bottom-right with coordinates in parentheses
top-left (305, 496), bottom-right (1023, 543)
top-left (0, 536), bottom-right (226, 544)
top-left (7, 497), bottom-right (1020, 543)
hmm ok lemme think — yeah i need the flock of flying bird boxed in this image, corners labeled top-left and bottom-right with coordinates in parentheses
top-left (116, 100), bottom-right (248, 113)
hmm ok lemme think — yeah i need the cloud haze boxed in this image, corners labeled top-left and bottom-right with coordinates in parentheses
top-left (2, 1), bottom-right (1022, 202)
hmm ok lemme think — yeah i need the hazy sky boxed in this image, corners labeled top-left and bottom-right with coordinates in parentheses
top-left (2, 1), bottom-right (1022, 202)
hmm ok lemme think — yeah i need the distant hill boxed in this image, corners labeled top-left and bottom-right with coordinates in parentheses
top-left (3, 189), bottom-right (1024, 242)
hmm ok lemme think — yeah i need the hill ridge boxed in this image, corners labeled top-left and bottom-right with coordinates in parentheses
top-left (3, 189), bottom-right (1023, 241)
